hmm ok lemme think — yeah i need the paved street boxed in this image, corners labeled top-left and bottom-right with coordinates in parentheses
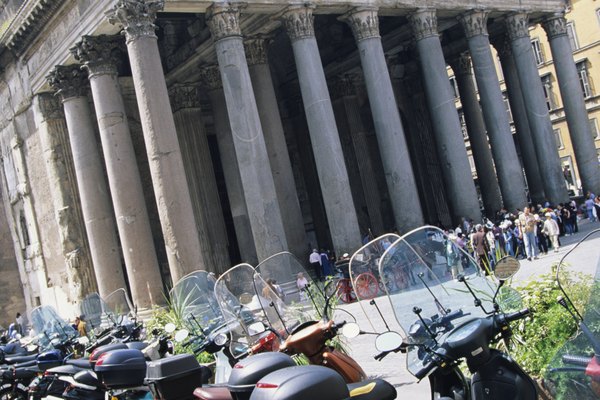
top-left (340, 221), bottom-right (600, 398)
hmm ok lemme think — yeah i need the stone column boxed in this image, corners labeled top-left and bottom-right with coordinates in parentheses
top-left (46, 65), bottom-right (126, 299)
top-left (206, 4), bottom-right (288, 261)
top-left (281, 5), bottom-right (361, 253)
top-left (341, 7), bottom-right (424, 232)
top-left (459, 11), bottom-right (527, 212)
top-left (199, 66), bottom-right (258, 265)
top-left (32, 92), bottom-right (98, 302)
top-left (505, 13), bottom-right (569, 205)
top-left (408, 9), bottom-right (480, 223)
top-left (169, 84), bottom-right (231, 273)
top-left (449, 54), bottom-right (502, 217)
top-left (244, 37), bottom-right (307, 259)
top-left (494, 36), bottom-right (546, 205)
top-left (329, 76), bottom-right (385, 235)
top-left (107, 0), bottom-right (206, 283)
top-left (544, 14), bottom-right (600, 196)
top-left (71, 35), bottom-right (163, 309)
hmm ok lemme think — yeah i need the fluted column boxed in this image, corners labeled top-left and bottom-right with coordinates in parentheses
top-left (199, 66), bottom-right (258, 265)
top-left (544, 14), bottom-right (600, 196)
top-left (281, 5), bottom-right (361, 253)
top-left (169, 84), bottom-right (231, 274)
top-left (408, 9), bottom-right (480, 223)
top-left (494, 36), bottom-right (546, 204)
top-left (459, 11), bottom-right (527, 211)
top-left (341, 7), bottom-right (424, 232)
top-left (71, 35), bottom-right (163, 309)
top-left (206, 4), bottom-right (288, 261)
top-left (244, 37), bottom-right (307, 260)
top-left (46, 65), bottom-right (126, 299)
top-left (329, 76), bottom-right (385, 235)
top-left (107, 0), bottom-right (206, 283)
top-left (505, 13), bottom-right (568, 204)
top-left (449, 54), bottom-right (502, 217)
top-left (32, 92), bottom-right (98, 302)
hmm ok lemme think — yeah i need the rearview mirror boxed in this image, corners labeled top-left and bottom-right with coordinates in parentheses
top-left (494, 256), bottom-right (520, 281)
top-left (375, 331), bottom-right (403, 352)
top-left (164, 323), bottom-right (176, 334)
top-left (341, 323), bottom-right (360, 339)
top-left (174, 329), bottom-right (189, 343)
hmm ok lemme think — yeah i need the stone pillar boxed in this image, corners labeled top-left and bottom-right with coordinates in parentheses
top-left (505, 13), bottom-right (569, 205)
top-left (459, 11), bottom-right (527, 212)
top-left (199, 66), bottom-right (258, 265)
top-left (341, 7), bottom-right (424, 232)
top-left (329, 76), bottom-right (385, 235)
top-left (71, 35), bottom-right (163, 309)
top-left (107, 0), bottom-right (206, 283)
top-left (169, 84), bottom-right (231, 273)
top-left (244, 37), bottom-right (308, 259)
top-left (449, 54), bottom-right (502, 217)
top-left (206, 4), bottom-right (288, 261)
top-left (544, 14), bottom-right (600, 196)
top-left (494, 36), bottom-right (546, 205)
top-left (408, 9), bottom-right (480, 223)
top-left (281, 5), bottom-right (361, 253)
top-left (46, 65), bottom-right (126, 299)
top-left (32, 92), bottom-right (98, 302)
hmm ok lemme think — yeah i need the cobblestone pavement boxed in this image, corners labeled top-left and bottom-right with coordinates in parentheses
top-left (339, 220), bottom-right (600, 398)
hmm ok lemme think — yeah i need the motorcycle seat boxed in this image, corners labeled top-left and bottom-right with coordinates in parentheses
top-left (66, 358), bottom-right (92, 369)
top-left (193, 385), bottom-right (233, 400)
top-left (4, 354), bottom-right (37, 364)
top-left (13, 366), bottom-right (40, 379)
top-left (347, 379), bottom-right (396, 400)
top-left (13, 359), bottom-right (37, 369)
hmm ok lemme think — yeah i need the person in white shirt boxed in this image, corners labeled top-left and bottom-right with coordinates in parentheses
top-left (542, 212), bottom-right (560, 252)
top-left (309, 248), bottom-right (322, 280)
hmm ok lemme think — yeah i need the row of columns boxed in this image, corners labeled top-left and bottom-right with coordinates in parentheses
top-left (41, 0), bottom-right (599, 310)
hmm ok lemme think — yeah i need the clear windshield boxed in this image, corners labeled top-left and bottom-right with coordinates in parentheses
top-left (30, 306), bottom-right (77, 349)
top-left (80, 293), bottom-right (108, 333)
top-left (214, 264), bottom-right (271, 358)
top-left (544, 228), bottom-right (600, 398)
top-left (379, 226), bottom-right (496, 377)
top-left (170, 271), bottom-right (223, 336)
top-left (349, 234), bottom-right (401, 332)
top-left (103, 288), bottom-right (134, 324)
top-left (255, 252), bottom-right (322, 334)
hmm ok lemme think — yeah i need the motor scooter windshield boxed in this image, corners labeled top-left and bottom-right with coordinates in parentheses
top-left (170, 270), bottom-right (224, 336)
top-left (80, 292), bottom-right (112, 334)
top-left (544, 228), bottom-right (600, 399)
top-left (214, 263), bottom-right (279, 358)
top-left (255, 252), bottom-right (323, 335)
top-left (30, 305), bottom-right (77, 349)
top-left (103, 288), bottom-right (134, 322)
top-left (378, 226), bottom-right (496, 377)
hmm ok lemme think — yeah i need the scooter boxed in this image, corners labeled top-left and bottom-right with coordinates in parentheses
top-left (544, 228), bottom-right (600, 399)
top-left (348, 226), bottom-right (537, 400)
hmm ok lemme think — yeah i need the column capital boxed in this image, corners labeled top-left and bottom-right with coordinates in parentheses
top-left (46, 65), bottom-right (89, 101)
top-left (458, 10), bottom-right (489, 38)
top-left (542, 14), bottom-right (568, 40)
top-left (244, 37), bottom-right (271, 66)
top-left (206, 3), bottom-right (243, 42)
top-left (70, 35), bottom-right (124, 78)
top-left (36, 92), bottom-right (64, 121)
top-left (340, 7), bottom-right (380, 42)
top-left (408, 9), bottom-right (439, 41)
top-left (198, 65), bottom-right (223, 91)
top-left (450, 52), bottom-right (473, 76)
top-left (504, 13), bottom-right (530, 42)
top-left (168, 83), bottom-right (202, 112)
top-left (106, 0), bottom-right (163, 43)
top-left (280, 5), bottom-right (315, 42)
top-left (328, 76), bottom-right (357, 99)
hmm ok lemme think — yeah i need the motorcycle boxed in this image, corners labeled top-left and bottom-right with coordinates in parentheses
top-left (348, 226), bottom-right (536, 400)
top-left (544, 228), bottom-right (600, 399)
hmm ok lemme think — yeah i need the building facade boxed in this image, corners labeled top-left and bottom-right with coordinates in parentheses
top-left (0, 0), bottom-right (595, 319)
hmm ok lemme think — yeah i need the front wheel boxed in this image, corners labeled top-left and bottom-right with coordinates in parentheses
top-left (0, 387), bottom-right (28, 400)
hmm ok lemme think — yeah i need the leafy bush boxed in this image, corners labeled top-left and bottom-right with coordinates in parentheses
top-left (509, 266), bottom-right (592, 377)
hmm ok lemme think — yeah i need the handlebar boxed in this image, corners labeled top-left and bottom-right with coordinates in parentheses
top-left (562, 354), bottom-right (592, 367)
top-left (414, 358), bottom-right (438, 380)
top-left (503, 308), bottom-right (530, 323)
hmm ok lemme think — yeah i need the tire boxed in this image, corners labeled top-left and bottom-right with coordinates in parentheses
top-left (0, 387), bottom-right (28, 400)
top-left (354, 272), bottom-right (379, 300)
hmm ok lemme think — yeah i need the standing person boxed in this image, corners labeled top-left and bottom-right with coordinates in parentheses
top-left (594, 197), bottom-right (600, 222)
top-left (320, 249), bottom-right (333, 278)
top-left (309, 248), bottom-right (322, 281)
top-left (76, 315), bottom-right (87, 337)
top-left (296, 272), bottom-right (309, 301)
top-left (561, 204), bottom-right (573, 235)
top-left (8, 313), bottom-right (23, 339)
top-left (585, 195), bottom-right (596, 222)
top-left (542, 212), bottom-right (560, 252)
top-left (518, 207), bottom-right (538, 261)
top-left (472, 224), bottom-right (489, 275)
